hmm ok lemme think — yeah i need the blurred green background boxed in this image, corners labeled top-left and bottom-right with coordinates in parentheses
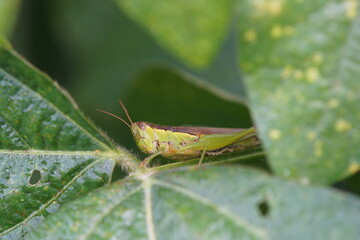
top-left (4, 0), bottom-right (252, 152)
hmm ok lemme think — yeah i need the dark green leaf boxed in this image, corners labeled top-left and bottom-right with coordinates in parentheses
top-left (115, 0), bottom-right (232, 68)
top-left (29, 166), bottom-right (360, 240)
top-left (52, 0), bottom-right (246, 115)
top-left (238, 0), bottom-right (360, 184)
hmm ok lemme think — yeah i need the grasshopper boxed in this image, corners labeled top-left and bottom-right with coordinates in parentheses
top-left (98, 101), bottom-right (260, 168)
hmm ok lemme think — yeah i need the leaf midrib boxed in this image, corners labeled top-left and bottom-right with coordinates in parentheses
top-left (78, 185), bottom-right (143, 240)
top-left (0, 149), bottom-right (118, 157)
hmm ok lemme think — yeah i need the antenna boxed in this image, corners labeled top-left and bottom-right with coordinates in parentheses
top-left (119, 100), bottom-right (134, 125)
top-left (96, 109), bottom-right (131, 128)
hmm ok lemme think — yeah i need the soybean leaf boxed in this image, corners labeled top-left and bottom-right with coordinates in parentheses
top-left (0, 40), bottom-right (137, 239)
top-left (238, 0), bottom-right (360, 184)
top-left (53, 0), bottom-right (246, 118)
top-left (114, 0), bottom-right (232, 68)
top-left (29, 166), bottom-right (360, 240)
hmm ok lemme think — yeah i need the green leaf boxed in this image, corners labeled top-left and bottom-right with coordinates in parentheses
top-left (29, 166), bottom-right (360, 240)
top-left (125, 68), bottom-right (253, 127)
top-left (115, 0), bottom-right (232, 68)
top-left (52, 0), bottom-right (246, 120)
top-left (0, 41), bottom-right (138, 238)
top-left (238, 0), bottom-right (360, 184)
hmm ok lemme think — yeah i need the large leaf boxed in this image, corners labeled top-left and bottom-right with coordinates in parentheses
top-left (115, 0), bottom-right (232, 68)
top-left (29, 166), bottom-right (360, 240)
top-left (0, 40), bottom-right (137, 238)
top-left (50, 0), bottom-right (246, 122)
top-left (238, 0), bottom-right (360, 184)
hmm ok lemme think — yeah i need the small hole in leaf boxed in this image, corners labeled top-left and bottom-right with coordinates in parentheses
top-left (29, 170), bottom-right (41, 185)
top-left (257, 200), bottom-right (270, 217)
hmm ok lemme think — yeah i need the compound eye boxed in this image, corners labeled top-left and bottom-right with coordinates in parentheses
top-left (138, 122), bottom-right (146, 130)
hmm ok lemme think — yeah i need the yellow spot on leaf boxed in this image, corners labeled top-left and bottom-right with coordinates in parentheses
top-left (254, 0), bottom-right (283, 16)
top-left (314, 140), bottom-right (323, 157)
top-left (281, 65), bottom-right (293, 79)
top-left (270, 25), bottom-right (294, 39)
top-left (312, 52), bottom-right (323, 65)
top-left (268, 0), bottom-right (283, 15)
top-left (348, 162), bottom-right (360, 174)
top-left (306, 131), bottom-right (316, 140)
top-left (271, 25), bottom-right (283, 38)
top-left (305, 67), bottom-right (320, 83)
top-left (244, 29), bottom-right (257, 43)
top-left (335, 119), bottom-right (352, 132)
top-left (346, 0), bottom-right (358, 19)
top-left (328, 99), bottom-right (339, 108)
top-left (269, 129), bottom-right (281, 140)
top-left (294, 69), bottom-right (304, 80)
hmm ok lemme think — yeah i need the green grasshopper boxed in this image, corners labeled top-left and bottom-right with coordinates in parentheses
top-left (98, 101), bottom-right (260, 168)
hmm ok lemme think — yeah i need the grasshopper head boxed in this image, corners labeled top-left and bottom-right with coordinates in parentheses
top-left (97, 102), bottom-right (158, 155)
top-left (131, 122), bottom-right (157, 154)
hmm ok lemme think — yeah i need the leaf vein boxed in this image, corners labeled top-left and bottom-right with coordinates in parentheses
top-left (144, 180), bottom-right (157, 240)
top-left (153, 180), bottom-right (271, 240)
top-left (80, 185), bottom-right (143, 240)
top-left (0, 113), bottom-right (31, 149)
